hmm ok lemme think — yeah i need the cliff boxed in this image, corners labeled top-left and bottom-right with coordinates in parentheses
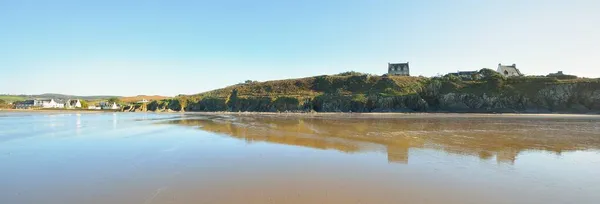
top-left (150, 70), bottom-right (600, 113)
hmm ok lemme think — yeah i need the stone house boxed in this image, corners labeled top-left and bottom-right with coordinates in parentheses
top-left (388, 62), bottom-right (410, 76)
top-left (449, 71), bottom-right (480, 80)
top-left (548, 71), bottom-right (565, 76)
top-left (497, 63), bottom-right (523, 77)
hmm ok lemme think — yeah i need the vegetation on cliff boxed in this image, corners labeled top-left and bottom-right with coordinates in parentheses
top-left (149, 70), bottom-right (600, 113)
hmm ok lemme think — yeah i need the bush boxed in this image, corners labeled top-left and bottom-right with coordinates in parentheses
top-left (80, 100), bottom-right (89, 109)
top-left (507, 76), bottom-right (558, 84)
top-left (550, 75), bottom-right (578, 80)
top-left (336, 71), bottom-right (368, 76)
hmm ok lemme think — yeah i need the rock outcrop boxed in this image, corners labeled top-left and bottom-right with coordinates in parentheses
top-left (147, 71), bottom-right (600, 114)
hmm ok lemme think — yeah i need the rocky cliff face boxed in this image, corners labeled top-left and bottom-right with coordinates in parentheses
top-left (149, 73), bottom-right (600, 114)
top-left (422, 81), bottom-right (600, 113)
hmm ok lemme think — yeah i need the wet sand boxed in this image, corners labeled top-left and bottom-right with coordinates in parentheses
top-left (1, 112), bottom-right (599, 203)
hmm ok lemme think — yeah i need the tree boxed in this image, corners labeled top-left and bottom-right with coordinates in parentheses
top-left (479, 68), bottom-right (504, 80)
top-left (479, 68), bottom-right (505, 88)
top-left (80, 100), bottom-right (89, 109)
top-left (147, 100), bottom-right (159, 111)
top-left (108, 97), bottom-right (121, 104)
top-left (0, 99), bottom-right (5, 105)
top-left (179, 99), bottom-right (187, 112)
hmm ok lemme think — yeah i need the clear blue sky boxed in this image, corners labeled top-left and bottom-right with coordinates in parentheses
top-left (1, 0), bottom-right (599, 96)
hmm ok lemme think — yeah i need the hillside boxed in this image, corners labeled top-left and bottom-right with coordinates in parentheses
top-left (146, 70), bottom-right (600, 113)
top-left (0, 95), bottom-right (27, 103)
top-left (120, 95), bottom-right (170, 103)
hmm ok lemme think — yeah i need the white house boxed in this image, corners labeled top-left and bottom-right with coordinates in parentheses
top-left (16, 99), bottom-right (64, 109)
top-left (88, 105), bottom-right (101, 110)
top-left (109, 102), bottom-right (119, 110)
top-left (65, 99), bottom-right (82, 109)
top-left (497, 63), bottom-right (523, 77)
top-left (36, 99), bottom-right (64, 108)
top-left (100, 102), bottom-right (120, 110)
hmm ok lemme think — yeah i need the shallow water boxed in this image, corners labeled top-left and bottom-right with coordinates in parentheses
top-left (1, 112), bottom-right (600, 204)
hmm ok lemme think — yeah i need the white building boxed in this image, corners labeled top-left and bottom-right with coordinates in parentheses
top-left (16, 99), bottom-right (64, 109)
top-left (36, 99), bottom-right (64, 108)
top-left (497, 63), bottom-right (523, 77)
top-left (100, 102), bottom-right (120, 110)
top-left (89, 105), bottom-right (101, 110)
top-left (65, 99), bottom-right (82, 109)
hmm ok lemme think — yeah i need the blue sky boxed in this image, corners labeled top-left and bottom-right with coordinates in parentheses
top-left (1, 0), bottom-right (599, 96)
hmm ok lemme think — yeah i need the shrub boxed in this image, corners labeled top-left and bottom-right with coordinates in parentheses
top-left (507, 76), bottom-right (558, 84)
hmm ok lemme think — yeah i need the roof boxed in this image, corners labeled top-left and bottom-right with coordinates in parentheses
top-left (18, 100), bottom-right (35, 105)
top-left (498, 63), bottom-right (516, 68)
top-left (389, 63), bottom-right (409, 69)
top-left (498, 64), bottom-right (523, 75)
top-left (500, 67), bottom-right (522, 75)
top-left (69, 100), bottom-right (80, 106)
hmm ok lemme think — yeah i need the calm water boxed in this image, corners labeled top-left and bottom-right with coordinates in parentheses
top-left (1, 112), bottom-right (600, 204)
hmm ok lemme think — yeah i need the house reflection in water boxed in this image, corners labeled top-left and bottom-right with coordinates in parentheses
top-left (164, 114), bottom-right (600, 165)
top-left (386, 138), bottom-right (426, 164)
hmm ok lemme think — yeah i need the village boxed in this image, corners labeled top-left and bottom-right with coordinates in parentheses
top-left (13, 99), bottom-right (122, 110)
top-left (5, 62), bottom-right (575, 111)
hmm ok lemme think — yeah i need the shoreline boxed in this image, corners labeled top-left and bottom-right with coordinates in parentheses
top-left (0, 109), bottom-right (120, 114)
top-left (2, 109), bottom-right (600, 118)
top-left (182, 111), bottom-right (600, 119)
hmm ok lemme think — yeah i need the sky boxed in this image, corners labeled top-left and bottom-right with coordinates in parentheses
top-left (1, 0), bottom-right (599, 96)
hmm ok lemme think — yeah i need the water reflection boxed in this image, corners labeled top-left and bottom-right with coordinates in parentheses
top-left (112, 113), bottom-right (117, 129)
top-left (166, 114), bottom-right (600, 164)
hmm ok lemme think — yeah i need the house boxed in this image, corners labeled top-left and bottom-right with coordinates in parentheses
top-left (388, 62), bottom-right (410, 76)
top-left (15, 100), bottom-right (35, 109)
top-left (88, 105), bottom-right (101, 110)
top-left (449, 71), bottom-right (480, 80)
top-left (100, 102), bottom-right (120, 110)
top-left (137, 99), bottom-right (149, 103)
top-left (497, 63), bottom-right (523, 77)
top-left (15, 99), bottom-right (64, 109)
top-left (36, 99), bottom-right (64, 108)
top-left (548, 71), bottom-right (565, 76)
top-left (65, 99), bottom-right (82, 109)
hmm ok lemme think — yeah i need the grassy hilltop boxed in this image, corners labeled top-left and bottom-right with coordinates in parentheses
top-left (148, 69), bottom-right (600, 113)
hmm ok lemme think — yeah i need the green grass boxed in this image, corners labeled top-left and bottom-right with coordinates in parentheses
top-left (0, 95), bottom-right (27, 103)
